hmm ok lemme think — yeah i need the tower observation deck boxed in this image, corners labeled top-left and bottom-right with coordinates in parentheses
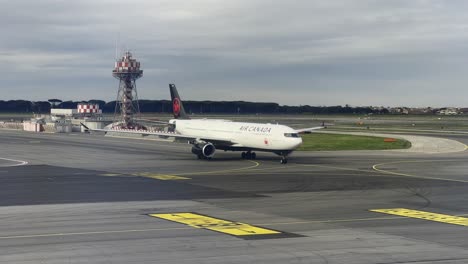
top-left (112, 51), bottom-right (144, 129)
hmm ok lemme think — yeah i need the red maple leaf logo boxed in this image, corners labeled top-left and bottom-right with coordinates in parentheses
top-left (173, 98), bottom-right (181, 117)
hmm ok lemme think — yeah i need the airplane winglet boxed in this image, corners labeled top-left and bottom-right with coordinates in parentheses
top-left (80, 123), bottom-right (90, 130)
top-left (295, 126), bottom-right (325, 134)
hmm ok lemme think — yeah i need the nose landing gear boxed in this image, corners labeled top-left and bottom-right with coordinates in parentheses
top-left (275, 151), bottom-right (291, 165)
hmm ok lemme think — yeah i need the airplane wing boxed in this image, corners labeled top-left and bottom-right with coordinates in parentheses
top-left (80, 123), bottom-right (234, 146)
top-left (294, 126), bottom-right (324, 134)
top-left (135, 118), bottom-right (170, 125)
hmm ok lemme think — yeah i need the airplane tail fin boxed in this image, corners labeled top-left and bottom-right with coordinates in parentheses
top-left (169, 84), bottom-right (189, 119)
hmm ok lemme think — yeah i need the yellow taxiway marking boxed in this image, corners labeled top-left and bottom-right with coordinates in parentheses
top-left (99, 173), bottom-right (122, 177)
top-left (372, 160), bottom-right (468, 183)
top-left (177, 160), bottom-right (260, 176)
top-left (235, 162), bottom-right (377, 174)
top-left (149, 213), bottom-right (280, 236)
top-left (135, 173), bottom-right (190, 180)
top-left (130, 160), bottom-right (261, 179)
top-left (302, 164), bottom-right (375, 173)
top-left (371, 208), bottom-right (468, 226)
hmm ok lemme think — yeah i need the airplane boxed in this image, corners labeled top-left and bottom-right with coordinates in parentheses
top-left (82, 84), bottom-right (323, 164)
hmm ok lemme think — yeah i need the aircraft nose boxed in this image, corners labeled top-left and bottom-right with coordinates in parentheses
top-left (293, 137), bottom-right (303, 148)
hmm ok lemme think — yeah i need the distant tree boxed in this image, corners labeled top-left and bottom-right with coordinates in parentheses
top-left (1, 100), bottom-right (33, 113)
top-left (103, 101), bottom-right (117, 113)
top-left (48, 99), bottom-right (62, 108)
top-left (32, 101), bottom-right (51, 113)
top-left (58, 101), bottom-right (78, 109)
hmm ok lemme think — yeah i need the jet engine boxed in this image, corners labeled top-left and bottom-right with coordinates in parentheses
top-left (191, 143), bottom-right (216, 158)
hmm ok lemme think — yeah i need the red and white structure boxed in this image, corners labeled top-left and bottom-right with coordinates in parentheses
top-left (77, 104), bottom-right (102, 114)
top-left (112, 51), bottom-right (144, 129)
top-left (114, 60), bottom-right (141, 72)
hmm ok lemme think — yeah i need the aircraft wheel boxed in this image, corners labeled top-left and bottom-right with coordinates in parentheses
top-left (246, 152), bottom-right (252, 159)
top-left (241, 152), bottom-right (246, 159)
top-left (251, 152), bottom-right (256, 159)
top-left (197, 154), bottom-right (203, 160)
top-left (280, 158), bottom-right (288, 164)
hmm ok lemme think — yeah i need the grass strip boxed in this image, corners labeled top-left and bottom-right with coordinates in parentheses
top-left (298, 133), bottom-right (411, 151)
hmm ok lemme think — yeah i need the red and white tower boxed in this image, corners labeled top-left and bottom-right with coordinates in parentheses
top-left (112, 51), bottom-right (143, 129)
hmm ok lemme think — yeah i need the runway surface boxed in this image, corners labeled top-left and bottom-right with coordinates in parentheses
top-left (1, 129), bottom-right (468, 263)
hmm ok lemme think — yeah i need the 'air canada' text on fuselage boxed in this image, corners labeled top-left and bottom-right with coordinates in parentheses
top-left (239, 126), bottom-right (272, 133)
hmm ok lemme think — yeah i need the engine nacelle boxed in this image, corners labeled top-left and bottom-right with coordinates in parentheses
top-left (191, 143), bottom-right (216, 158)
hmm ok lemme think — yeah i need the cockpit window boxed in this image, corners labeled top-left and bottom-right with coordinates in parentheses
top-left (284, 133), bottom-right (299, 138)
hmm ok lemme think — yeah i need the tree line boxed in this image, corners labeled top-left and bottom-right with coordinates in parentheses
top-left (0, 99), bottom-right (389, 115)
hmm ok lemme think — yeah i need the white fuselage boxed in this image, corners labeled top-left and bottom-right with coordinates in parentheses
top-left (170, 119), bottom-right (303, 151)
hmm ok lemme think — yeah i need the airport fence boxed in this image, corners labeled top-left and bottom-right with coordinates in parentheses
top-left (0, 122), bottom-right (23, 130)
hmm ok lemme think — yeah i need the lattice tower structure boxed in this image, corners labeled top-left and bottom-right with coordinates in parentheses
top-left (112, 51), bottom-right (144, 129)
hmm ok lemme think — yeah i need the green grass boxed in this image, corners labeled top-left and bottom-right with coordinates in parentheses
top-left (297, 133), bottom-right (411, 151)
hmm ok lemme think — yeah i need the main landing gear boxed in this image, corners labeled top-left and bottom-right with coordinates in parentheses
top-left (280, 157), bottom-right (288, 164)
top-left (197, 154), bottom-right (212, 160)
top-left (241, 151), bottom-right (256, 160)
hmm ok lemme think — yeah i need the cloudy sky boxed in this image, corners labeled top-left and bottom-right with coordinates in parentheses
top-left (2, 0), bottom-right (468, 106)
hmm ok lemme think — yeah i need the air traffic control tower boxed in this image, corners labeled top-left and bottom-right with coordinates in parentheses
top-left (112, 51), bottom-right (144, 129)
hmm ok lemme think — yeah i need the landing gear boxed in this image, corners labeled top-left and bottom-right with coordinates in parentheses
top-left (241, 151), bottom-right (256, 160)
top-left (197, 154), bottom-right (212, 160)
top-left (276, 151), bottom-right (291, 165)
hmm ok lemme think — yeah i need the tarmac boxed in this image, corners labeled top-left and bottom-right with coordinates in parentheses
top-left (1, 129), bottom-right (468, 263)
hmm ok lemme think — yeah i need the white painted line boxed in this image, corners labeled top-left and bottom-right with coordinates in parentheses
top-left (0, 157), bottom-right (28, 167)
top-left (0, 227), bottom-right (190, 240)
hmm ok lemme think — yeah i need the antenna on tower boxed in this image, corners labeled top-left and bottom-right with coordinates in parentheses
top-left (115, 30), bottom-right (121, 61)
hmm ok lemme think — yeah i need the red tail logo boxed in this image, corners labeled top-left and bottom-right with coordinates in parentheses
top-left (173, 98), bottom-right (181, 117)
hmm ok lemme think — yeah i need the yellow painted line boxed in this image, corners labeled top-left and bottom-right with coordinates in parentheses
top-left (303, 164), bottom-right (375, 173)
top-left (230, 163), bottom-right (377, 176)
top-left (234, 163), bottom-right (375, 175)
top-left (131, 160), bottom-right (261, 179)
top-left (149, 213), bottom-right (280, 236)
top-left (147, 175), bottom-right (191, 180)
top-left (99, 173), bottom-right (122, 177)
top-left (372, 160), bottom-right (468, 183)
top-left (177, 160), bottom-right (260, 176)
top-left (135, 172), bottom-right (190, 180)
top-left (371, 208), bottom-right (468, 226)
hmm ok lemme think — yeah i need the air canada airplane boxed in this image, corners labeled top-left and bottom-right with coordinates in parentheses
top-left (83, 84), bottom-right (323, 164)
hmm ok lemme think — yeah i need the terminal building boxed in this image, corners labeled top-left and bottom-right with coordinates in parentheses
top-left (22, 103), bottom-right (111, 133)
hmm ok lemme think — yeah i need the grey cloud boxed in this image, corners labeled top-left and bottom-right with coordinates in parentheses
top-left (1, 0), bottom-right (468, 106)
